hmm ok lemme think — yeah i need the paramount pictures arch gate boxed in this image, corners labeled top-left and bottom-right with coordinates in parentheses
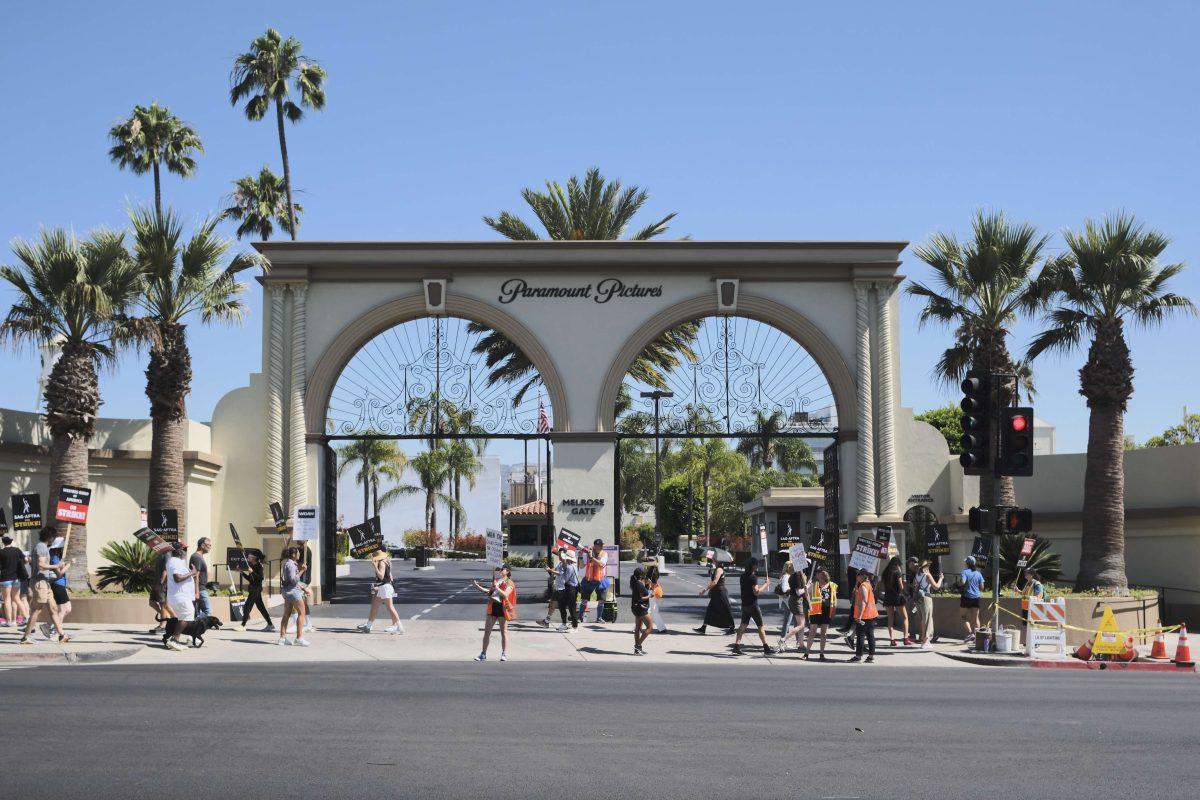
top-left (253, 241), bottom-right (907, 595)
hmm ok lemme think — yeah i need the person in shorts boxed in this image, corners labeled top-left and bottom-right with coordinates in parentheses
top-left (0, 534), bottom-right (29, 627)
top-left (957, 556), bottom-right (986, 640)
top-left (43, 537), bottom-right (73, 639)
top-left (804, 568), bottom-right (838, 661)
top-left (630, 565), bottom-right (653, 655)
top-left (277, 547), bottom-right (310, 647)
top-left (472, 566), bottom-right (516, 661)
top-left (148, 546), bottom-right (172, 634)
top-left (165, 542), bottom-right (199, 651)
top-left (20, 527), bottom-right (69, 645)
top-left (732, 557), bottom-right (771, 656)
top-left (356, 548), bottom-right (403, 634)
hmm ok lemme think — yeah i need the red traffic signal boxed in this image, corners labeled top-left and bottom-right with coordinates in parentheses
top-left (997, 406), bottom-right (1034, 477)
top-left (1010, 413), bottom-right (1029, 432)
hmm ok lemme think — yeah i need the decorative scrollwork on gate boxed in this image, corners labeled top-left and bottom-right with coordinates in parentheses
top-left (327, 317), bottom-right (550, 436)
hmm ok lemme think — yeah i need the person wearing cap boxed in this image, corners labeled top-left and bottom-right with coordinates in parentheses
top-left (237, 550), bottom-right (274, 632)
top-left (164, 541), bottom-right (199, 651)
top-left (956, 556), bottom-right (986, 641)
top-left (576, 539), bottom-right (610, 624)
top-left (42, 535), bottom-right (73, 639)
top-left (19, 527), bottom-right (69, 645)
top-left (190, 537), bottom-right (213, 619)
top-left (911, 559), bottom-right (941, 648)
top-left (542, 547), bottom-right (579, 631)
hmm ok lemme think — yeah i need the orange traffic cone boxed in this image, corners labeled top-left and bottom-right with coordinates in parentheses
top-left (1115, 634), bottom-right (1137, 663)
top-left (1074, 635), bottom-right (1093, 661)
top-left (1174, 624), bottom-right (1195, 668)
top-left (1149, 630), bottom-right (1169, 660)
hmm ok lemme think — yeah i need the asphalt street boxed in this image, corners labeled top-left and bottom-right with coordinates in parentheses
top-left (5, 660), bottom-right (1197, 799)
top-left (325, 559), bottom-right (755, 628)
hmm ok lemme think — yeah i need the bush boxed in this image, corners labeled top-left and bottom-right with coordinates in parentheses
top-left (619, 527), bottom-right (643, 552)
top-left (505, 553), bottom-right (533, 568)
top-left (96, 540), bottom-right (157, 593)
top-left (336, 531), bottom-right (349, 565)
top-left (457, 533), bottom-right (486, 552)
top-left (618, 549), bottom-right (635, 562)
top-left (403, 529), bottom-right (441, 549)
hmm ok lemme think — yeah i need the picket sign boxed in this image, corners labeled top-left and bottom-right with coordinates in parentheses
top-left (1026, 597), bottom-right (1067, 658)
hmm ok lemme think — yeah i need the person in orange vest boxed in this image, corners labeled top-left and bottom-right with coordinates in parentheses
top-left (576, 539), bottom-right (610, 624)
top-left (849, 570), bottom-right (879, 663)
top-left (471, 566), bottom-right (517, 662)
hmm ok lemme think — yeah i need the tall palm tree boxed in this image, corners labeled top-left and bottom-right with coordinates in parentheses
top-left (407, 449), bottom-right (462, 537)
top-left (680, 438), bottom-right (743, 545)
top-left (229, 28), bottom-right (326, 241)
top-left (1027, 213), bottom-right (1194, 591)
top-left (129, 207), bottom-right (256, 541)
top-left (107, 102), bottom-right (203, 222)
top-left (1, 229), bottom-right (143, 589)
top-left (736, 410), bottom-right (818, 472)
top-left (445, 440), bottom-right (482, 546)
top-left (475, 168), bottom-right (697, 407)
top-left (221, 167), bottom-right (302, 240)
top-left (906, 210), bottom-right (1050, 508)
top-left (336, 439), bottom-right (409, 521)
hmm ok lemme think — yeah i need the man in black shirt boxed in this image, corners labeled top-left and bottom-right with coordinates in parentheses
top-left (0, 535), bottom-right (28, 626)
top-left (732, 557), bottom-right (771, 656)
top-left (629, 566), bottom-right (652, 656)
top-left (190, 538), bottom-right (212, 619)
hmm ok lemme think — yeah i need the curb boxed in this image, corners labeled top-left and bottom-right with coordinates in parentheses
top-left (938, 650), bottom-right (1030, 667)
top-left (1032, 658), bottom-right (1197, 673)
top-left (0, 646), bottom-right (139, 667)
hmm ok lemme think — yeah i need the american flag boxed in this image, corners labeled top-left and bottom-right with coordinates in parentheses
top-left (538, 400), bottom-right (550, 434)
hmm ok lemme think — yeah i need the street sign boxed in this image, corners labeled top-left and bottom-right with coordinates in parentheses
top-left (12, 493), bottom-right (40, 531)
top-left (925, 524), bottom-right (951, 556)
top-left (54, 485), bottom-right (91, 524)
top-left (293, 505), bottom-right (319, 541)
top-left (149, 508), bottom-right (179, 543)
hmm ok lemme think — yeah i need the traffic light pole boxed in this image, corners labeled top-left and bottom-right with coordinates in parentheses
top-left (991, 474), bottom-right (1002, 640)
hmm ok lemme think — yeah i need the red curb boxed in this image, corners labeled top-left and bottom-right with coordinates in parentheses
top-left (1032, 659), bottom-right (1196, 673)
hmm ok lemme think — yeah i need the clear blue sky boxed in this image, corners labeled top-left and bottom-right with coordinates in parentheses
top-left (2, 2), bottom-right (1197, 454)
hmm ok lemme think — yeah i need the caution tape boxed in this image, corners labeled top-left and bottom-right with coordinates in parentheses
top-left (989, 602), bottom-right (1181, 641)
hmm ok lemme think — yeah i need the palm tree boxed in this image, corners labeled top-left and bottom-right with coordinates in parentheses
top-left (128, 207), bottom-right (257, 541)
top-left (445, 440), bottom-right (483, 546)
top-left (906, 210), bottom-right (1050, 508)
top-left (336, 439), bottom-right (409, 521)
top-left (679, 438), bottom-right (743, 545)
top-left (475, 168), bottom-right (698, 406)
top-left (1, 228), bottom-right (143, 589)
top-left (229, 28), bottom-right (326, 241)
top-left (107, 102), bottom-right (203, 222)
top-left (1027, 213), bottom-right (1194, 591)
top-left (221, 167), bottom-right (302, 240)
top-left (407, 449), bottom-right (462, 538)
top-left (736, 410), bottom-right (818, 472)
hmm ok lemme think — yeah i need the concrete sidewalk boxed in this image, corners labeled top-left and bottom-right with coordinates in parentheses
top-left (0, 616), bottom-right (990, 668)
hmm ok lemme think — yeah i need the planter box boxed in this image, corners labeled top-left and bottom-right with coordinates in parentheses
top-left (64, 594), bottom-right (283, 625)
top-left (930, 595), bottom-right (1160, 647)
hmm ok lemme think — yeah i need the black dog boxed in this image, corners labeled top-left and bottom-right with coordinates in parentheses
top-left (161, 616), bottom-right (223, 648)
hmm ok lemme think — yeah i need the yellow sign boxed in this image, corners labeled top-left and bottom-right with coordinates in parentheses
top-left (1092, 604), bottom-right (1125, 655)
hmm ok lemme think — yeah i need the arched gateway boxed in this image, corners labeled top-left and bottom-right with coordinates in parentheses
top-left (248, 241), bottom-right (906, 594)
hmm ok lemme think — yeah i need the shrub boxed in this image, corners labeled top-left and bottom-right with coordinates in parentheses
top-left (505, 553), bottom-right (532, 568)
top-left (403, 529), bottom-right (441, 549)
top-left (618, 549), bottom-right (635, 562)
top-left (96, 540), bottom-right (157, 593)
top-left (336, 531), bottom-right (349, 565)
top-left (619, 527), bottom-right (643, 552)
top-left (457, 533), bottom-right (486, 552)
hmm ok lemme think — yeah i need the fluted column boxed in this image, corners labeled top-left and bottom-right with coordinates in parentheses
top-left (875, 280), bottom-right (899, 517)
top-left (288, 283), bottom-right (309, 510)
top-left (265, 285), bottom-right (286, 509)
top-left (854, 283), bottom-right (876, 519)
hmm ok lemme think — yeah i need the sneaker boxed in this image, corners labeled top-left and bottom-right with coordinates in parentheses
top-left (499, 652), bottom-right (508, 662)
top-left (731, 644), bottom-right (743, 655)
top-left (865, 655), bottom-right (875, 663)
top-left (801, 652), bottom-right (810, 661)
top-left (295, 638), bottom-right (311, 647)
top-left (474, 653), bottom-right (487, 662)
top-left (844, 635), bottom-right (855, 649)
top-left (19, 636), bottom-right (33, 645)
top-left (633, 647), bottom-right (644, 656)
top-left (58, 634), bottom-right (72, 643)
top-left (236, 624), bottom-right (247, 632)
top-left (849, 655), bottom-right (862, 663)
top-left (166, 640), bottom-right (186, 651)
top-left (263, 625), bottom-right (276, 632)
top-left (723, 627), bottom-right (736, 636)
top-left (277, 638), bottom-right (292, 646)
top-left (693, 626), bottom-right (707, 634)
top-left (921, 642), bottom-right (934, 650)
top-left (903, 637), bottom-right (914, 646)
top-left (39, 622), bottom-right (53, 640)
top-left (385, 624), bottom-right (402, 634)
top-left (963, 634), bottom-right (975, 643)
top-left (303, 622), bottom-right (315, 632)
top-left (148, 626), bottom-right (164, 634)
top-left (762, 644), bottom-right (772, 656)
top-left (536, 618), bottom-right (550, 628)
top-left (890, 638), bottom-right (897, 647)
top-left (555, 623), bottom-right (570, 632)
top-left (355, 623), bottom-right (372, 633)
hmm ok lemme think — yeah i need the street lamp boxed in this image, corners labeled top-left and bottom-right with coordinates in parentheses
top-left (640, 390), bottom-right (674, 543)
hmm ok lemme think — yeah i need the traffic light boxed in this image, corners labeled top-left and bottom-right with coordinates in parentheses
top-left (998, 406), bottom-right (1035, 477)
top-left (968, 506), bottom-right (995, 534)
top-left (959, 371), bottom-right (992, 475)
top-left (1003, 507), bottom-right (1033, 534)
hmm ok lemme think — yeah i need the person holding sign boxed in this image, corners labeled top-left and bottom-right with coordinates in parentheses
top-left (357, 549), bottom-right (404, 634)
top-left (849, 570), bottom-right (879, 663)
top-left (803, 568), bottom-right (837, 661)
top-left (777, 566), bottom-right (809, 653)
top-left (236, 551), bottom-right (274, 632)
top-left (1020, 568), bottom-right (1044, 623)
top-left (880, 557), bottom-right (911, 647)
top-left (956, 556), bottom-right (987, 642)
top-left (164, 542), bottom-right (199, 652)
top-left (277, 547), bottom-right (311, 647)
top-left (731, 557), bottom-right (772, 657)
top-left (576, 539), bottom-right (609, 625)
top-left (472, 566), bottom-right (517, 661)
top-left (542, 548), bottom-right (579, 632)
top-left (911, 560), bottom-right (942, 648)
top-left (19, 527), bottom-right (70, 645)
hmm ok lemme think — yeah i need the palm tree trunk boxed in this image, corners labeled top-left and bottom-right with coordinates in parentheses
top-left (703, 476), bottom-right (710, 544)
top-left (146, 323), bottom-right (190, 542)
top-left (425, 492), bottom-right (436, 535)
top-left (274, 99), bottom-right (298, 242)
top-left (50, 433), bottom-right (90, 591)
top-left (453, 474), bottom-right (462, 547)
top-left (362, 454), bottom-right (370, 523)
top-left (372, 475), bottom-right (379, 519)
top-left (152, 161), bottom-right (162, 223)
